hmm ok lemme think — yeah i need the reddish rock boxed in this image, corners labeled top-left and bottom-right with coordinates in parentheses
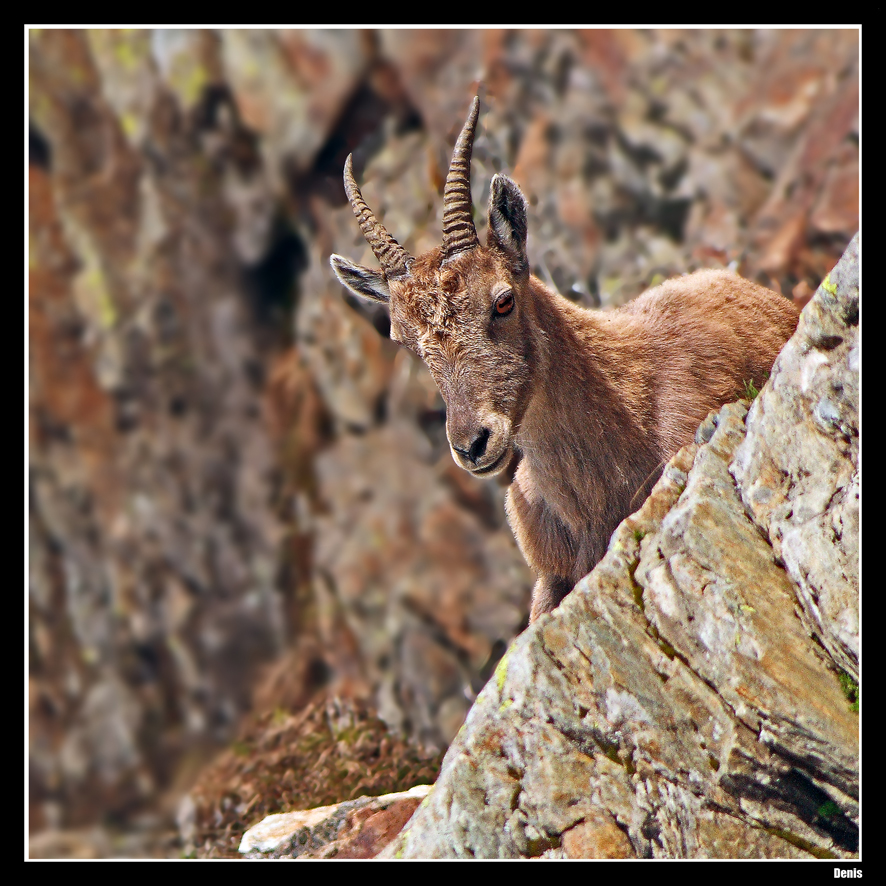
top-left (239, 785), bottom-right (431, 858)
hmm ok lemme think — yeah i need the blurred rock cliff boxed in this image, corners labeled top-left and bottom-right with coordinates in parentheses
top-left (27, 28), bottom-right (858, 855)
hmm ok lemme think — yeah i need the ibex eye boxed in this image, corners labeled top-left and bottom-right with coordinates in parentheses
top-left (494, 292), bottom-right (515, 317)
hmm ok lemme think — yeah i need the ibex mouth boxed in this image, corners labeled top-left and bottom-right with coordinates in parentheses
top-left (469, 446), bottom-right (511, 477)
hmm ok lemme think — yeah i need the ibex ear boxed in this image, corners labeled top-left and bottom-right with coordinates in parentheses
top-left (329, 254), bottom-right (391, 304)
top-left (487, 174), bottom-right (529, 275)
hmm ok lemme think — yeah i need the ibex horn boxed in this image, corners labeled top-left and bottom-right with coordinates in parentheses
top-left (442, 96), bottom-right (481, 258)
top-left (343, 154), bottom-right (413, 280)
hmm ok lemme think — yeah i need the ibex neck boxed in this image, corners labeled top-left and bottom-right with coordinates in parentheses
top-left (522, 280), bottom-right (634, 431)
top-left (516, 279), bottom-right (657, 528)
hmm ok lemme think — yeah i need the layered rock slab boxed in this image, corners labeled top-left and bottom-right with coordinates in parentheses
top-left (732, 234), bottom-right (859, 680)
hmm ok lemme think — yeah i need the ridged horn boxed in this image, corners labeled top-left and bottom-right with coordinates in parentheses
top-left (343, 154), bottom-right (412, 279)
top-left (442, 96), bottom-right (481, 258)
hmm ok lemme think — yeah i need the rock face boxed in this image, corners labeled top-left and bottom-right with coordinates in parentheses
top-left (732, 236), bottom-right (859, 682)
top-left (382, 236), bottom-right (859, 859)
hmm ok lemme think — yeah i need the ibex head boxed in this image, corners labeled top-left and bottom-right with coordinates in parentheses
top-left (330, 97), bottom-right (535, 478)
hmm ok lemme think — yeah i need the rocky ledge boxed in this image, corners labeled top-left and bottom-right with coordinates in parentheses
top-left (377, 234), bottom-right (859, 859)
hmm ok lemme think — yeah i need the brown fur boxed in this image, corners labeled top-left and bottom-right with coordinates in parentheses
top-left (331, 102), bottom-right (799, 623)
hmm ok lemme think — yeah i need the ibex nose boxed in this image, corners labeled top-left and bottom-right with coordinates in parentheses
top-left (452, 428), bottom-right (490, 464)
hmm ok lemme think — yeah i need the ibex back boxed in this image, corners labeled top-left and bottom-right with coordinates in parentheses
top-left (331, 97), bottom-right (799, 623)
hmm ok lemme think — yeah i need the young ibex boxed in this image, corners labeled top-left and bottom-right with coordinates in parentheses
top-left (330, 97), bottom-right (799, 622)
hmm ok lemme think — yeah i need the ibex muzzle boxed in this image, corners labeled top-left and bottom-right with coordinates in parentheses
top-left (331, 97), bottom-right (800, 622)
